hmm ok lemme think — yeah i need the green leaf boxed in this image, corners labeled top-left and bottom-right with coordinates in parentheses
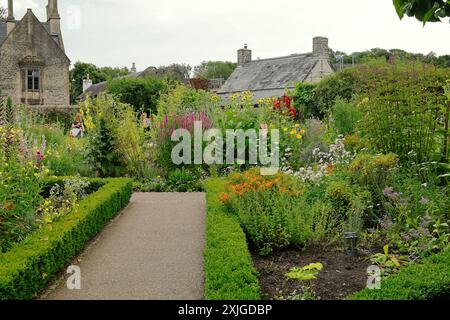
top-left (393, 0), bottom-right (407, 19)
top-left (302, 262), bottom-right (324, 271)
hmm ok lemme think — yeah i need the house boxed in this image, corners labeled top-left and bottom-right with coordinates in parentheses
top-left (217, 37), bottom-right (335, 102)
top-left (0, 0), bottom-right (70, 108)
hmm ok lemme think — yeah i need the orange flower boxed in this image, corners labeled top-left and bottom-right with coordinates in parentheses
top-left (218, 193), bottom-right (231, 204)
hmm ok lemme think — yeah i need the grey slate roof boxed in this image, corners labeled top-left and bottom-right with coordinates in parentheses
top-left (76, 81), bottom-right (107, 101)
top-left (217, 53), bottom-right (318, 101)
top-left (0, 20), bottom-right (10, 44)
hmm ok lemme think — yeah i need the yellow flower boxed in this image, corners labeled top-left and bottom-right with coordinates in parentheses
top-left (45, 168), bottom-right (50, 174)
top-left (283, 128), bottom-right (288, 132)
top-left (290, 130), bottom-right (296, 135)
top-left (300, 129), bottom-right (306, 135)
top-left (296, 134), bottom-right (303, 140)
top-left (295, 124), bottom-right (300, 128)
top-left (34, 173), bottom-right (39, 177)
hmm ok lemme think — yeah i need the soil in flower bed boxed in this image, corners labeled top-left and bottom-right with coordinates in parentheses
top-left (252, 245), bottom-right (373, 300)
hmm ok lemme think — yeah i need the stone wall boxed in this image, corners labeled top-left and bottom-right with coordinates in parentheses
top-left (0, 10), bottom-right (70, 108)
top-left (306, 58), bottom-right (335, 83)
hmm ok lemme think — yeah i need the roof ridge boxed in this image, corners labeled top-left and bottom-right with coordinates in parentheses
top-left (245, 52), bottom-right (313, 64)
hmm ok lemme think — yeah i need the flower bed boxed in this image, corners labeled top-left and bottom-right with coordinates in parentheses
top-left (0, 177), bottom-right (133, 300)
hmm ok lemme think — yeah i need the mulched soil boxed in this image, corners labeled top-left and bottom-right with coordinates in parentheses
top-left (252, 245), bottom-right (373, 300)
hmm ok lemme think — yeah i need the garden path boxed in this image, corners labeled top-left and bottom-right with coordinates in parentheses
top-left (40, 193), bottom-right (206, 300)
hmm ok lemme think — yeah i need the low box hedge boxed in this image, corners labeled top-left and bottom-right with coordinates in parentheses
top-left (0, 177), bottom-right (133, 300)
top-left (349, 249), bottom-right (450, 300)
top-left (204, 179), bottom-right (260, 300)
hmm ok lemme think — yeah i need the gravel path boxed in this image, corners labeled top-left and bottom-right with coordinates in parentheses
top-left (41, 193), bottom-right (206, 300)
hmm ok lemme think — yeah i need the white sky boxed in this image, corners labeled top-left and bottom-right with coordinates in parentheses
top-left (3, 0), bottom-right (450, 70)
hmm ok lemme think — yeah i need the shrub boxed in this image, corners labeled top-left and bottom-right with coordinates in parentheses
top-left (81, 94), bottom-right (148, 178)
top-left (348, 248), bottom-right (450, 300)
top-left (356, 64), bottom-right (450, 163)
top-left (331, 98), bottom-right (361, 135)
top-left (204, 179), bottom-right (260, 300)
top-left (107, 76), bottom-right (167, 114)
top-left (0, 177), bottom-right (133, 300)
top-left (314, 68), bottom-right (357, 117)
top-left (292, 82), bottom-right (317, 118)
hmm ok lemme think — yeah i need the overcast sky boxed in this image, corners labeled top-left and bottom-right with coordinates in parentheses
top-left (2, 0), bottom-right (450, 70)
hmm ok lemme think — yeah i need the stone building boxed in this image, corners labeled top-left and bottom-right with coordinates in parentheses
top-left (217, 37), bottom-right (335, 102)
top-left (0, 0), bottom-right (70, 108)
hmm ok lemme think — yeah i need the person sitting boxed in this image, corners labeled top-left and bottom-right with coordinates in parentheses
top-left (70, 113), bottom-right (85, 138)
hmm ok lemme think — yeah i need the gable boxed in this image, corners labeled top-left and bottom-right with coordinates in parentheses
top-left (0, 11), bottom-right (69, 64)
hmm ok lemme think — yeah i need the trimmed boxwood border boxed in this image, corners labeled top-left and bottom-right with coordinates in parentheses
top-left (348, 249), bottom-right (450, 300)
top-left (0, 177), bottom-right (133, 300)
top-left (204, 179), bottom-right (260, 300)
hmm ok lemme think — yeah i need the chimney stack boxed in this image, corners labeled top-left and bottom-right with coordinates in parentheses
top-left (47, 0), bottom-right (61, 34)
top-left (313, 37), bottom-right (329, 59)
top-left (6, 0), bottom-right (15, 35)
top-left (83, 74), bottom-right (93, 93)
top-left (237, 44), bottom-right (252, 66)
top-left (131, 62), bottom-right (137, 73)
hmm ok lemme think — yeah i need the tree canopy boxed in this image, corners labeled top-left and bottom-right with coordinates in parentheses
top-left (393, 0), bottom-right (450, 24)
top-left (194, 61), bottom-right (237, 80)
top-left (107, 76), bottom-right (167, 114)
top-left (70, 62), bottom-right (129, 101)
top-left (0, 5), bottom-right (7, 20)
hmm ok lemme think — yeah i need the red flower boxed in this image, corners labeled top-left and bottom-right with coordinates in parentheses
top-left (288, 108), bottom-right (297, 119)
top-left (283, 95), bottom-right (292, 108)
top-left (273, 99), bottom-right (281, 110)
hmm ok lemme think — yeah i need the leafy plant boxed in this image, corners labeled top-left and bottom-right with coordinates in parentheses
top-left (286, 263), bottom-right (324, 282)
top-left (370, 245), bottom-right (409, 274)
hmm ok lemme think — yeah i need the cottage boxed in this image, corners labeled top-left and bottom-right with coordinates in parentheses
top-left (217, 37), bottom-right (335, 102)
top-left (0, 0), bottom-right (70, 108)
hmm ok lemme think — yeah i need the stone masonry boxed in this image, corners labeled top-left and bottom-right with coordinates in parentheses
top-left (0, 1), bottom-right (70, 109)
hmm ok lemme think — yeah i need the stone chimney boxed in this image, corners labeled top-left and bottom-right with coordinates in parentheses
top-left (83, 74), bottom-right (93, 93)
top-left (47, 0), bottom-right (61, 34)
top-left (238, 44), bottom-right (252, 66)
top-left (6, 0), bottom-right (16, 35)
top-left (131, 62), bottom-right (137, 73)
top-left (313, 37), bottom-right (329, 59)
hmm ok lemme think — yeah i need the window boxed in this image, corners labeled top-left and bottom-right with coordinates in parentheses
top-left (26, 69), bottom-right (40, 91)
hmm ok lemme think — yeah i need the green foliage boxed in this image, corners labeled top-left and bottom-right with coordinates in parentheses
top-left (393, 0), bottom-right (450, 24)
top-left (292, 82), bottom-right (317, 118)
top-left (370, 245), bottom-right (409, 275)
top-left (286, 263), bottom-right (324, 282)
top-left (204, 179), bottom-right (260, 300)
top-left (107, 76), bottom-right (167, 114)
top-left (0, 177), bottom-right (133, 300)
top-left (156, 84), bottom-right (219, 116)
top-left (86, 118), bottom-right (121, 177)
top-left (356, 64), bottom-right (450, 163)
top-left (331, 98), bottom-right (361, 135)
top-left (166, 169), bottom-right (204, 192)
top-left (81, 94), bottom-right (148, 178)
top-left (349, 248), bottom-right (450, 300)
top-left (314, 69), bottom-right (357, 117)
top-left (194, 61), bottom-right (237, 80)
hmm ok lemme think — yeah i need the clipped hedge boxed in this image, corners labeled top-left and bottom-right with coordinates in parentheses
top-left (0, 177), bottom-right (133, 300)
top-left (349, 249), bottom-right (450, 300)
top-left (204, 179), bottom-right (260, 300)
